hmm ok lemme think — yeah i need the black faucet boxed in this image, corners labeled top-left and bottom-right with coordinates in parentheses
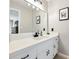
top-left (33, 32), bottom-right (38, 37)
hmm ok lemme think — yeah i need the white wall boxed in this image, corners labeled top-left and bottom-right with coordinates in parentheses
top-left (48, 0), bottom-right (69, 55)
top-left (10, 0), bottom-right (33, 33)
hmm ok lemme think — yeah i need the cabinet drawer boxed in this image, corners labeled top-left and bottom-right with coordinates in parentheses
top-left (10, 46), bottom-right (36, 59)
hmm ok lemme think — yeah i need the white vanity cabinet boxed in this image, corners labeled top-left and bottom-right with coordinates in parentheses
top-left (10, 35), bottom-right (58, 59)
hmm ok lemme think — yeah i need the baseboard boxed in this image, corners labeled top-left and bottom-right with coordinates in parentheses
top-left (57, 52), bottom-right (69, 59)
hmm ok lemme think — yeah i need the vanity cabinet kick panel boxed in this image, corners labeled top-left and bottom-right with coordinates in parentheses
top-left (10, 36), bottom-right (58, 59)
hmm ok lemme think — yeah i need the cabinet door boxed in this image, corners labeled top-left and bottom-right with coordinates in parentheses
top-left (37, 47), bottom-right (54, 59)
top-left (10, 46), bottom-right (37, 59)
top-left (37, 39), bottom-right (54, 59)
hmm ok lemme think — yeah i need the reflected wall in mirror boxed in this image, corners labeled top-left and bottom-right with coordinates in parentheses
top-left (32, 9), bottom-right (47, 35)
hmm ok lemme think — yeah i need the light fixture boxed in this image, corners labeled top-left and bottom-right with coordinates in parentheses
top-left (32, 5), bottom-right (35, 9)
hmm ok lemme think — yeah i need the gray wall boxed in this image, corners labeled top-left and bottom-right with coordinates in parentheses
top-left (48, 0), bottom-right (69, 55)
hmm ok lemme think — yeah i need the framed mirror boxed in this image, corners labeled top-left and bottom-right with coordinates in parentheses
top-left (9, 0), bottom-right (48, 35)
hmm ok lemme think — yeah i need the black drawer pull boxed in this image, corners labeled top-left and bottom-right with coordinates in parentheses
top-left (46, 50), bottom-right (50, 56)
top-left (21, 54), bottom-right (29, 59)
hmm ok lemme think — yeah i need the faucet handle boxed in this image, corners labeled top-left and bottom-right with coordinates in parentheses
top-left (40, 31), bottom-right (42, 36)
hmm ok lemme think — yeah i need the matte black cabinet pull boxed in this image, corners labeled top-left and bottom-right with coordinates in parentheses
top-left (46, 50), bottom-right (50, 56)
top-left (21, 54), bottom-right (29, 59)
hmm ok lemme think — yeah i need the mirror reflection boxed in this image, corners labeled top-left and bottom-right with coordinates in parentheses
top-left (32, 9), bottom-right (47, 35)
top-left (10, 0), bottom-right (47, 34)
top-left (10, 8), bottom-right (20, 34)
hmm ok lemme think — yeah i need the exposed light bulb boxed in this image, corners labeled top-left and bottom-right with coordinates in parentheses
top-left (32, 6), bottom-right (35, 9)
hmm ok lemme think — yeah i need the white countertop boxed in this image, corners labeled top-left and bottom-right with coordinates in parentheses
top-left (9, 32), bottom-right (59, 54)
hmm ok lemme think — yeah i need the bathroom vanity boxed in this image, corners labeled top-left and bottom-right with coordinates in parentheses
top-left (9, 33), bottom-right (59, 59)
top-left (9, 0), bottom-right (58, 59)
